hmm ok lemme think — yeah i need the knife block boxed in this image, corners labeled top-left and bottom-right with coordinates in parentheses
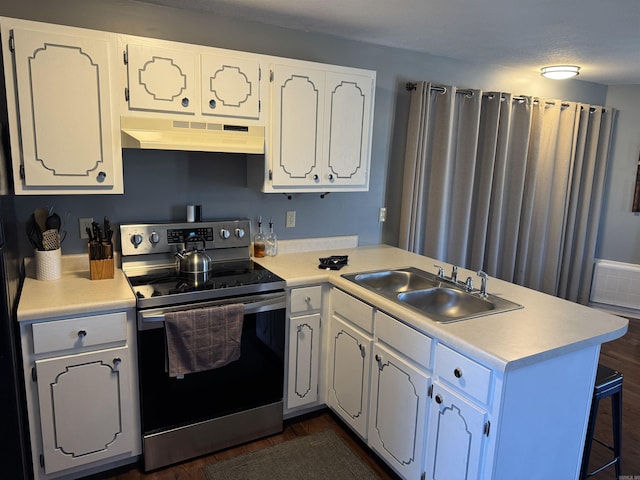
top-left (88, 243), bottom-right (114, 280)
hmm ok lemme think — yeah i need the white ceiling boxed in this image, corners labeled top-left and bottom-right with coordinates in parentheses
top-left (136, 0), bottom-right (640, 85)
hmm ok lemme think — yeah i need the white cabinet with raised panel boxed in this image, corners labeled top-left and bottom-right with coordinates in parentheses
top-left (20, 310), bottom-right (140, 480)
top-left (0, 17), bottom-right (123, 194)
top-left (123, 38), bottom-right (262, 120)
top-left (268, 63), bottom-right (374, 192)
top-left (368, 311), bottom-right (432, 480)
top-left (327, 288), bottom-right (374, 439)
top-left (424, 343), bottom-right (493, 480)
top-left (286, 285), bottom-right (323, 410)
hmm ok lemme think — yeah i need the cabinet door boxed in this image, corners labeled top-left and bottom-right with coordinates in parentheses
top-left (201, 54), bottom-right (261, 119)
top-left (322, 71), bottom-right (373, 188)
top-left (35, 346), bottom-right (133, 474)
top-left (10, 27), bottom-right (118, 188)
top-left (126, 42), bottom-right (197, 114)
top-left (368, 344), bottom-right (430, 480)
top-left (287, 313), bottom-right (321, 409)
top-left (271, 64), bottom-right (325, 187)
top-left (327, 315), bottom-right (372, 439)
top-left (425, 382), bottom-right (488, 480)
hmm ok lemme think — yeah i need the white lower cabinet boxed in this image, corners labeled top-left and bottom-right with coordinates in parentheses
top-left (425, 382), bottom-right (488, 480)
top-left (368, 343), bottom-right (430, 480)
top-left (286, 285), bottom-right (323, 411)
top-left (327, 314), bottom-right (373, 439)
top-left (35, 346), bottom-right (134, 474)
top-left (287, 313), bottom-right (321, 409)
top-left (20, 310), bottom-right (140, 480)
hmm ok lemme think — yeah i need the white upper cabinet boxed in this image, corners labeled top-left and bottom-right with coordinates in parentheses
top-left (200, 54), bottom-right (261, 119)
top-left (267, 63), bottom-right (375, 192)
top-left (125, 42), bottom-right (198, 115)
top-left (1, 18), bottom-right (123, 194)
top-left (123, 38), bottom-right (262, 120)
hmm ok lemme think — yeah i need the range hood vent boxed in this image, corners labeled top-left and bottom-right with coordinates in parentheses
top-left (121, 117), bottom-right (265, 154)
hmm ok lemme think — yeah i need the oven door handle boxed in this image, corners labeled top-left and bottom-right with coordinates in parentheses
top-left (139, 293), bottom-right (286, 324)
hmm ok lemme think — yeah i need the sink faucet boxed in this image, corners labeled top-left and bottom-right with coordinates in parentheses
top-left (434, 264), bottom-right (445, 278)
top-left (450, 265), bottom-right (458, 283)
top-left (477, 271), bottom-right (488, 297)
top-left (464, 276), bottom-right (474, 292)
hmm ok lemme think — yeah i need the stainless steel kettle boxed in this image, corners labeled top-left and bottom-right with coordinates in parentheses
top-left (175, 236), bottom-right (212, 274)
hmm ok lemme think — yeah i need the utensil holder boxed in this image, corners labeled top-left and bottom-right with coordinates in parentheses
top-left (88, 243), bottom-right (114, 280)
top-left (35, 248), bottom-right (61, 281)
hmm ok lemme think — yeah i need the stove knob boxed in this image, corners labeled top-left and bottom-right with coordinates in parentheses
top-left (131, 234), bottom-right (143, 248)
top-left (220, 228), bottom-right (231, 239)
top-left (235, 228), bottom-right (245, 239)
top-left (149, 231), bottom-right (160, 245)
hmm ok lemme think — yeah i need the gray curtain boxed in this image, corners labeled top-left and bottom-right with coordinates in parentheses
top-left (399, 81), bottom-right (616, 303)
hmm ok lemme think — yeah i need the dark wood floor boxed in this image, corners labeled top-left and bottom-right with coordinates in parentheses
top-left (95, 410), bottom-right (398, 480)
top-left (96, 317), bottom-right (639, 480)
top-left (588, 316), bottom-right (640, 479)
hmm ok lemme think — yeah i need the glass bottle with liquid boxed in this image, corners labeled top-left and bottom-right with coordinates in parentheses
top-left (266, 218), bottom-right (278, 256)
top-left (253, 217), bottom-right (266, 258)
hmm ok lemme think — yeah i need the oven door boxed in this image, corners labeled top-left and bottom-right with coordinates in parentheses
top-left (136, 291), bottom-right (286, 470)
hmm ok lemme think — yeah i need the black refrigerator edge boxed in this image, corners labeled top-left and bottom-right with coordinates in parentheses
top-left (0, 123), bottom-right (30, 478)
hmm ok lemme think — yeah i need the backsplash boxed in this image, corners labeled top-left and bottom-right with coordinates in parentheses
top-left (13, 149), bottom-right (382, 258)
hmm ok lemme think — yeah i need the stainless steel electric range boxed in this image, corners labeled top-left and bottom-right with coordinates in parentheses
top-left (120, 220), bottom-right (286, 471)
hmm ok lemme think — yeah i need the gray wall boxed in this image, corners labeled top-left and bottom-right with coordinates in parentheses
top-left (1, 0), bottom-right (612, 259)
top-left (599, 85), bottom-right (640, 264)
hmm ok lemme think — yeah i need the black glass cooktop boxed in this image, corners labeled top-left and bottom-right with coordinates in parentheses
top-left (126, 260), bottom-right (285, 306)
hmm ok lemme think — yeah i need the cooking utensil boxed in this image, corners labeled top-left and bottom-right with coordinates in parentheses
top-left (34, 207), bottom-right (48, 233)
top-left (26, 214), bottom-right (43, 250)
top-left (45, 213), bottom-right (61, 232)
top-left (42, 229), bottom-right (60, 251)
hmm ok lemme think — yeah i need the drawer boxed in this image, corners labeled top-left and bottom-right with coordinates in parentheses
top-left (290, 285), bottom-right (322, 315)
top-left (32, 312), bottom-right (127, 355)
top-left (435, 343), bottom-right (492, 404)
top-left (331, 288), bottom-right (374, 333)
top-left (375, 310), bottom-right (432, 369)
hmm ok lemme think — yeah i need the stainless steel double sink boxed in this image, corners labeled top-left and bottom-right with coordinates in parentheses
top-left (342, 267), bottom-right (522, 323)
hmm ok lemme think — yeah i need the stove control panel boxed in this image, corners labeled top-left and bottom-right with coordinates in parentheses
top-left (120, 220), bottom-right (252, 256)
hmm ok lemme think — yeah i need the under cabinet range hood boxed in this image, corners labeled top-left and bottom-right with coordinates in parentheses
top-left (121, 117), bottom-right (265, 154)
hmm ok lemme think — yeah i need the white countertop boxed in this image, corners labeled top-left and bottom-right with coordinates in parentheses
top-left (17, 246), bottom-right (628, 371)
top-left (254, 244), bottom-right (629, 371)
top-left (18, 254), bottom-right (136, 322)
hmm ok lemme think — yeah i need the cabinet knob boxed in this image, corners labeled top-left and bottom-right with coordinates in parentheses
top-left (304, 296), bottom-right (311, 304)
top-left (96, 171), bottom-right (106, 183)
top-left (358, 343), bottom-right (366, 357)
top-left (435, 394), bottom-right (443, 404)
top-left (77, 330), bottom-right (87, 338)
top-left (181, 97), bottom-right (190, 107)
top-left (454, 367), bottom-right (463, 378)
top-left (313, 174), bottom-right (319, 182)
top-left (328, 173), bottom-right (334, 181)
top-left (112, 357), bottom-right (122, 367)
top-left (209, 99), bottom-right (217, 109)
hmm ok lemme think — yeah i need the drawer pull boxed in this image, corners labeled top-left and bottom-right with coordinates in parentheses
top-left (77, 330), bottom-right (87, 338)
top-left (305, 296), bottom-right (311, 304)
top-left (454, 367), bottom-right (463, 378)
top-left (435, 393), bottom-right (443, 404)
top-left (113, 357), bottom-right (122, 367)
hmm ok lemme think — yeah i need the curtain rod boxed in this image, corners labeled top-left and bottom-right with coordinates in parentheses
top-left (406, 82), bottom-right (604, 112)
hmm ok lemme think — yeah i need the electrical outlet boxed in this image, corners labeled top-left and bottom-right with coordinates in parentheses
top-left (286, 211), bottom-right (296, 228)
top-left (379, 207), bottom-right (387, 222)
top-left (79, 217), bottom-right (94, 239)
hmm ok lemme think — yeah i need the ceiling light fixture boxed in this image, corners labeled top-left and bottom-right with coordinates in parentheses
top-left (540, 65), bottom-right (581, 80)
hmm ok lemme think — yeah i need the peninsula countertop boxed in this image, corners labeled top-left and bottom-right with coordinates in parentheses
top-left (253, 244), bottom-right (629, 371)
